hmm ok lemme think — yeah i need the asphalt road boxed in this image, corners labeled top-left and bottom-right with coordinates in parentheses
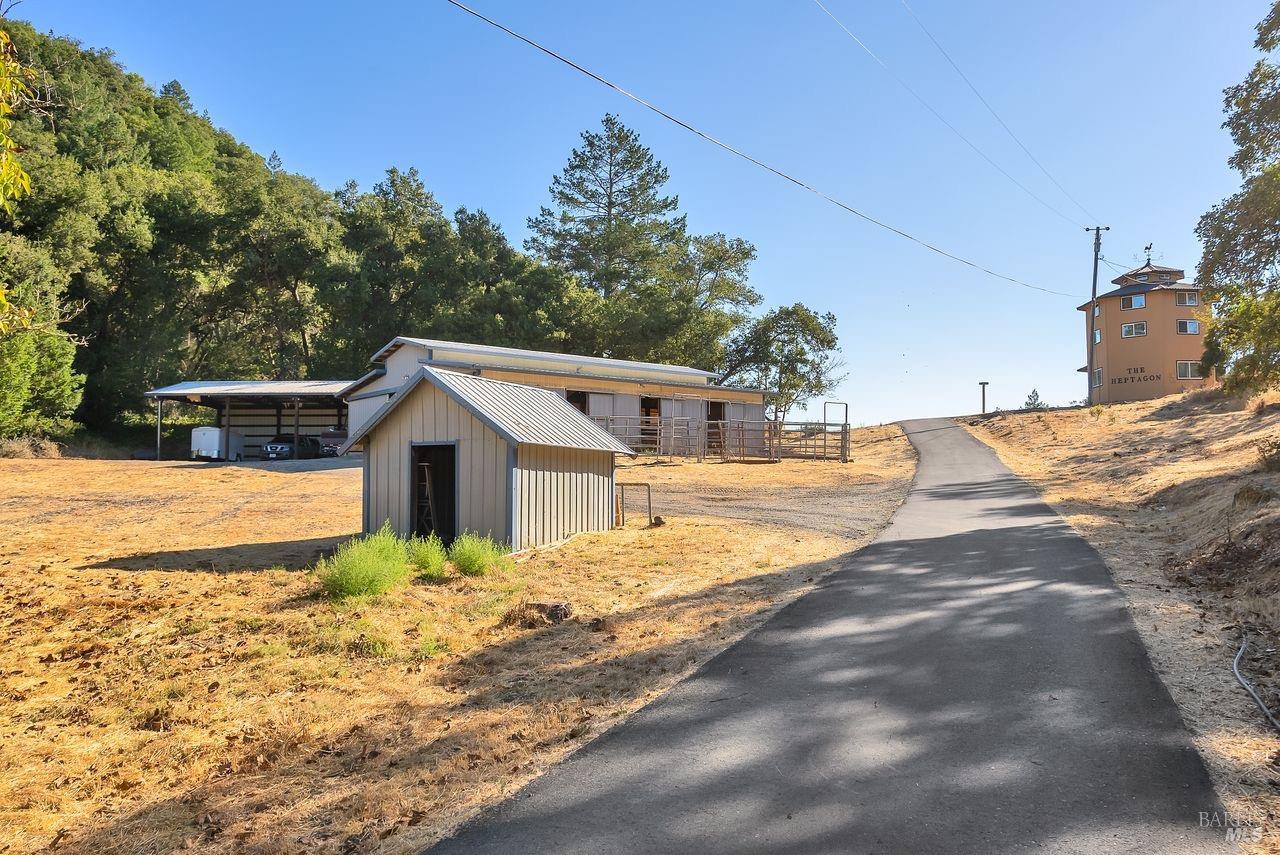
top-left (426, 418), bottom-right (1230, 854)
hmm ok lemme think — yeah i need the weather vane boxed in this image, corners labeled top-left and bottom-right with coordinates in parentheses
top-left (1144, 242), bottom-right (1153, 264)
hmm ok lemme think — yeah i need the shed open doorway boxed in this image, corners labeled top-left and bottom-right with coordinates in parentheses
top-left (412, 444), bottom-right (457, 543)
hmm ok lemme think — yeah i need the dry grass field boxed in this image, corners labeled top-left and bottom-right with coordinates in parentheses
top-left (0, 424), bottom-right (915, 854)
top-left (965, 391), bottom-right (1280, 853)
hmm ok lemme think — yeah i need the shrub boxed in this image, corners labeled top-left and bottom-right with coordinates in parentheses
top-left (0, 435), bottom-right (61, 458)
top-left (407, 532), bottom-right (447, 581)
top-left (316, 522), bottom-right (411, 600)
top-left (1089, 404), bottom-right (1104, 421)
top-left (1259, 437), bottom-right (1280, 473)
top-left (448, 532), bottom-right (513, 577)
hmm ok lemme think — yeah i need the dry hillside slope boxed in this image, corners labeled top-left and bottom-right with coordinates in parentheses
top-left (966, 391), bottom-right (1280, 852)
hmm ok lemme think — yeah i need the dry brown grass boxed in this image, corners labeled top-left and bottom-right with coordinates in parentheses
top-left (0, 424), bottom-right (914, 854)
top-left (964, 390), bottom-right (1280, 852)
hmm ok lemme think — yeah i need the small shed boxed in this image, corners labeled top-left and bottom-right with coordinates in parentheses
top-left (341, 366), bottom-right (635, 550)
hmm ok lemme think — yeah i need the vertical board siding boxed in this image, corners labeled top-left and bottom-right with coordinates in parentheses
top-left (364, 384), bottom-right (509, 544)
top-left (514, 445), bottom-right (615, 550)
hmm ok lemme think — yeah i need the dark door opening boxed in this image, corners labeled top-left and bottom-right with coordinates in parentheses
top-left (640, 396), bottom-right (661, 450)
top-left (566, 390), bottom-right (589, 414)
top-left (706, 400), bottom-right (725, 451)
top-left (412, 444), bottom-right (457, 543)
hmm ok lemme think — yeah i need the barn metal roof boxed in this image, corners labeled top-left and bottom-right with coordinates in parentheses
top-left (340, 367), bottom-right (635, 456)
top-left (146, 380), bottom-right (351, 398)
top-left (370, 336), bottom-right (718, 379)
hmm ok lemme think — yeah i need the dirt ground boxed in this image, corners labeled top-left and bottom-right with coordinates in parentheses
top-left (0, 425), bottom-right (915, 854)
top-left (618, 425), bottom-right (909, 539)
top-left (965, 391), bottom-right (1280, 852)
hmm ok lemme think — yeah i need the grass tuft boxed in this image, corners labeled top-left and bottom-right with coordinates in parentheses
top-left (448, 532), bottom-right (513, 577)
top-left (407, 532), bottom-right (447, 582)
top-left (316, 523), bottom-right (412, 600)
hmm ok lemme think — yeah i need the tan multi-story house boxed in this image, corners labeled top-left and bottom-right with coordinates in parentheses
top-left (1079, 262), bottom-right (1216, 404)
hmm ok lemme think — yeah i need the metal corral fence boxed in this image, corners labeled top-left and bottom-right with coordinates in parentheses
top-left (591, 416), bottom-right (850, 462)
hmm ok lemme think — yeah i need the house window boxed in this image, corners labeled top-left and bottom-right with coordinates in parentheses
top-left (1176, 291), bottom-right (1199, 306)
top-left (1093, 328), bottom-right (1101, 345)
top-left (1121, 321), bottom-right (1147, 338)
top-left (1177, 319), bottom-right (1200, 335)
top-left (1177, 360), bottom-right (1204, 380)
top-left (1120, 294), bottom-right (1146, 310)
top-left (1093, 304), bottom-right (1101, 317)
top-left (1159, 274), bottom-right (1171, 282)
top-left (1092, 367), bottom-right (1102, 388)
top-left (1136, 274), bottom-right (1149, 283)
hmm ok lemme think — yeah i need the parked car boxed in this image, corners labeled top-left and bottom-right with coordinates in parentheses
top-left (261, 435), bottom-right (321, 460)
top-left (319, 427), bottom-right (348, 457)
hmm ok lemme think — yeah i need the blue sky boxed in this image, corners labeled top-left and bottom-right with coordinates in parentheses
top-left (17, 0), bottom-right (1267, 422)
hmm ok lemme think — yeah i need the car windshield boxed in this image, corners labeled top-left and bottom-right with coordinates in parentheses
top-left (267, 436), bottom-right (295, 444)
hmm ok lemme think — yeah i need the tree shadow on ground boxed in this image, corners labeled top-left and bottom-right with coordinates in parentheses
top-left (85, 535), bottom-right (353, 572)
top-left (422, 518), bottom-right (1226, 854)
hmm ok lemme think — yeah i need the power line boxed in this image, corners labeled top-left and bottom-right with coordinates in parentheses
top-left (444, 0), bottom-right (1085, 299)
top-left (897, 0), bottom-right (1101, 224)
top-left (811, 0), bottom-right (1083, 230)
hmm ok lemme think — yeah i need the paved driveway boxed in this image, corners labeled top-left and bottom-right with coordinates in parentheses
top-left (426, 418), bottom-right (1229, 854)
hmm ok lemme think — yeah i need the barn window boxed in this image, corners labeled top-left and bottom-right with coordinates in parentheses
top-left (566, 390), bottom-right (589, 414)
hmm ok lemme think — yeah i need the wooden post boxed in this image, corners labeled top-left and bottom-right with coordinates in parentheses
top-left (292, 397), bottom-right (301, 459)
top-left (221, 396), bottom-right (231, 462)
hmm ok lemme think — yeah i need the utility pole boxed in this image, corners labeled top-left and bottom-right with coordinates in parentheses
top-left (1085, 226), bottom-right (1109, 403)
top-left (979, 381), bottom-right (989, 414)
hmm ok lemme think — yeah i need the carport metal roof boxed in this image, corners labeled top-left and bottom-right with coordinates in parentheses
top-left (146, 380), bottom-right (352, 404)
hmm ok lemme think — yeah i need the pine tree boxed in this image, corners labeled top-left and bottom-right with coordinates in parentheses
top-left (526, 113), bottom-right (686, 298)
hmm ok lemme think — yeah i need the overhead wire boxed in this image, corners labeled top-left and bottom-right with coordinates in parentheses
top-left (896, 0), bottom-right (1101, 224)
top-left (811, 0), bottom-right (1084, 230)
top-left (444, 0), bottom-right (1086, 299)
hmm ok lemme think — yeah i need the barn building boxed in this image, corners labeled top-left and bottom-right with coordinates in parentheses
top-left (340, 366), bottom-right (634, 550)
top-left (340, 337), bottom-right (769, 456)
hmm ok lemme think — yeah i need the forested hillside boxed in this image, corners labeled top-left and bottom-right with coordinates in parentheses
top-left (0, 19), bottom-right (838, 437)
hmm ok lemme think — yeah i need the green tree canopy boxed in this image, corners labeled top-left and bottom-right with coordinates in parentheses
top-left (1197, 0), bottom-right (1280, 392)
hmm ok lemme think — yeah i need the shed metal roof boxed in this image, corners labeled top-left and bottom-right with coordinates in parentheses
top-left (146, 380), bottom-right (351, 398)
top-left (341, 367), bottom-right (635, 456)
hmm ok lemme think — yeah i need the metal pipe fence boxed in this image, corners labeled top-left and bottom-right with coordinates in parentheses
top-left (591, 416), bottom-right (849, 462)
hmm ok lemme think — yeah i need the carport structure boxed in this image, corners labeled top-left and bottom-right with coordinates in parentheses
top-left (145, 380), bottom-right (351, 460)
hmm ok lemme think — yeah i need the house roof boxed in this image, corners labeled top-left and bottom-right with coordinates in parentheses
top-left (1108, 261), bottom-right (1186, 286)
top-left (1076, 280), bottom-right (1202, 311)
top-left (146, 380), bottom-right (351, 399)
top-left (340, 366), bottom-right (635, 457)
